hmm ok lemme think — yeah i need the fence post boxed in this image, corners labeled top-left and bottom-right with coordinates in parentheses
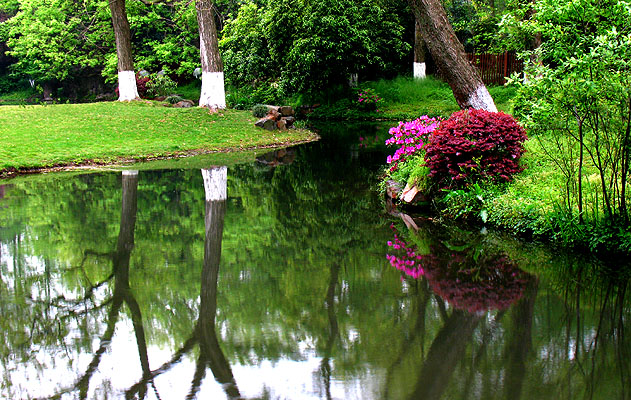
top-left (503, 51), bottom-right (509, 83)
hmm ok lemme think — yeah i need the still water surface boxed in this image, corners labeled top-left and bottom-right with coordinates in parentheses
top-left (0, 123), bottom-right (629, 399)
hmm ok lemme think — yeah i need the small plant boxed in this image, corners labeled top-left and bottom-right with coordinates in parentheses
top-left (424, 109), bottom-right (527, 190)
top-left (252, 104), bottom-right (269, 118)
top-left (440, 183), bottom-right (490, 222)
top-left (165, 95), bottom-right (184, 104)
top-left (356, 88), bottom-right (382, 111)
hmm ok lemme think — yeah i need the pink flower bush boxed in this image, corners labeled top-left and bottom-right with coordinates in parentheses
top-left (385, 116), bottom-right (439, 172)
top-left (357, 88), bottom-right (382, 111)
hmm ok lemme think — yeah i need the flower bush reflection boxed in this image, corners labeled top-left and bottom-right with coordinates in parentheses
top-left (387, 224), bottom-right (531, 313)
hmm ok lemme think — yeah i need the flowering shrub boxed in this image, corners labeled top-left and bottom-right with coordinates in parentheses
top-left (385, 116), bottom-right (439, 172)
top-left (424, 109), bottom-right (527, 189)
top-left (357, 88), bottom-right (382, 111)
top-left (386, 224), bottom-right (531, 313)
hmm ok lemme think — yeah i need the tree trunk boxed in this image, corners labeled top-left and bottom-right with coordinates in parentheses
top-left (413, 17), bottom-right (427, 79)
top-left (408, 0), bottom-right (497, 111)
top-left (196, 0), bottom-right (226, 109)
top-left (109, 0), bottom-right (139, 101)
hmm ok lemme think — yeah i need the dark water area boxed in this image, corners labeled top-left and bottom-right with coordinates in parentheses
top-left (0, 123), bottom-right (629, 399)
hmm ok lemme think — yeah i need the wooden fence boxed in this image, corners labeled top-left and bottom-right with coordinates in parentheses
top-left (434, 52), bottom-right (522, 86)
top-left (467, 52), bottom-right (522, 85)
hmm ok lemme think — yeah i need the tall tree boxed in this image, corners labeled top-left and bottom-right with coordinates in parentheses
top-left (195, 0), bottom-right (226, 108)
top-left (413, 17), bottom-right (427, 79)
top-left (109, 0), bottom-right (139, 101)
top-left (408, 0), bottom-right (497, 111)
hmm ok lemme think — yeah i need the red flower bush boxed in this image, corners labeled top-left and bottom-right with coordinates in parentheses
top-left (424, 109), bottom-right (527, 189)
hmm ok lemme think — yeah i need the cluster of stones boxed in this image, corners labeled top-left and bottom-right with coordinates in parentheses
top-left (255, 105), bottom-right (296, 131)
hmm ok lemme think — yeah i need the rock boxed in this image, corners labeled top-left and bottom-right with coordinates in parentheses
top-left (279, 106), bottom-right (294, 117)
top-left (386, 180), bottom-right (403, 200)
top-left (401, 183), bottom-right (427, 204)
top-left (282, 116), bottom-right (296, 128)
top-left (264, 105), bottom-right (280, 113)
top-left (267, 109), bottom-right (280, 120)
top-left (277, 119), bottom-right (287, 131)
top-left (174, 100), bottom-right (195, 108)
top-left (255, 117), bottom-right (277, 131)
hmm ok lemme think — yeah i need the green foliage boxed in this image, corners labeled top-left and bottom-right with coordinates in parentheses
top-left (225, 81), bottom-right (284, 109)
top-left (219, 1), bottom-right (275, 87)
top-left (175, 81), bottom-right (200, 102)
top-left (220, 0), bottom-right (410, 96)
top-left (146, 72), bottom-right (177, 98)
top-left (165, 94), bottom-right (183, 104)
top-left (308, 76), bottom-right (516, 121)
top-left (252, 104), bottom-right (268, 118)
top-left (439, 183), bottom-right (491, 223)
top-left (2, 0), bottom-right (200, 89)
top-left (509, 0), bottom-right (631, 223)
top-left (3, 0), bottom-right (111, 82)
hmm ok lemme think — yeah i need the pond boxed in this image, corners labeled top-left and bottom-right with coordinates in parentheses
top-left (0, 123), bottom-right (629, 400)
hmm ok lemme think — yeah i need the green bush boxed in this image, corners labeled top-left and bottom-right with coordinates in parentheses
top-left (252, 104), bottom-right (269, 118)
top-left (165, 95), bottom-right (183, 104)
top-left (146, 73), bottom-right (177, 98)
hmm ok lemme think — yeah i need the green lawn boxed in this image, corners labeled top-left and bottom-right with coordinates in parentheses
top-left (0, 101), bottom-right (317, 175)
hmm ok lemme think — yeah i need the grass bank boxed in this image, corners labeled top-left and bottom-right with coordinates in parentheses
top-left (0, 101), bottom-right (317, 177)
top-left (426, 131), bottom-right (631, 255)
top-left (306, 76), bottom-right (516, 121)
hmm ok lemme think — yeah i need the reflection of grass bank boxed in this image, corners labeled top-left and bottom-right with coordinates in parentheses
top-left (0, 101), bottom-right (317, 177)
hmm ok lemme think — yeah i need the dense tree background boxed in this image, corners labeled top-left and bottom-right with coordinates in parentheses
top-left (0, 0), bottom-right (508, 99)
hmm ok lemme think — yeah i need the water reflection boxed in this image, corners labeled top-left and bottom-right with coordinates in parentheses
top-left (386, 221), bottom-right (533, 313)
top-left (0, 123), bottom-right (629, 399)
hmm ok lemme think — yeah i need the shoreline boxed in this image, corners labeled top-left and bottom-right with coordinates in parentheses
top-left (0, 132), bottom-right (320, 180)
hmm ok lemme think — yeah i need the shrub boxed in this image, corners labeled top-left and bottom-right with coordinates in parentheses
top-left (385, 116), bottom-right (440, 172)
top-left (356, 88), bottom-right (382, 111)
top-left (252, 104), bottom-right (269, 118)
top-left (424, 109), bottom-right (527, 189)
top-left (165, 95), bottom-right (183, 104)
top-left (146, 73), bottom-right (177, 98)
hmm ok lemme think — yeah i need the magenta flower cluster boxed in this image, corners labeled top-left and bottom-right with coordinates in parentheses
top-left (357, 88), bottom-right (382, 111)
top-left (385, 116), bottom-right (439, 172)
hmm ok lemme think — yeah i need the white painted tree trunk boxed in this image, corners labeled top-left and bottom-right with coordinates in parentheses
top-left (467, 86), bottom-right (497, 112)
top-left (118, 71), bottom-right (139, 101)
top-left (199, 72), bottom-right (226, 109)
top-left (413, 62), bottom-right (427, 79)
top-left (196, 0), bottom-right (226, 109)
top-left (202, 167), bottom-right (227, 202)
